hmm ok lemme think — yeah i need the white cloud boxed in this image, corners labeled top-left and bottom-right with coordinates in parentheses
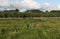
top-left (0, 0), bottom-right (10, 10)
top-left (11, 1), bottom-right (60, 11)
top-left (41, 3), bottom-right (60, 11)
top-left (0, 0), bottom-right (10, 7)
top-left (0, 0), bottom-right (60, 11)
top-left (57, 5), bottom-right (60, 10)
top-left (41, 3), bottom-right (51, 10)
top-left (21, 0), bottom-right (41, 9)
top-left (11, 0), bottom-right (41, 10)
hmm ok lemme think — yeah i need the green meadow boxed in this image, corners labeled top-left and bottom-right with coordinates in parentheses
top-left (0, 17), bottom-right (60, 39)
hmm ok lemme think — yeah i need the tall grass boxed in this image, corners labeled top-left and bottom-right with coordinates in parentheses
top-left (0, 17), bottom-right (60, 39)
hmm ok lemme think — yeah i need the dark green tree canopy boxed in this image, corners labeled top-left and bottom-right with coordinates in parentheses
top-left (0, 9), bottom-right (60, 18)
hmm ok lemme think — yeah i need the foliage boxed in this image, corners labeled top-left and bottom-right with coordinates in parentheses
top-left (0, 9), bottom-right (60, 18)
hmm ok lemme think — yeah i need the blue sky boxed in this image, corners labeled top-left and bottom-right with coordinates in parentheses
top-left (0, 0), bottom-right (60, 11)
top-left (36, 0), bottom-right (60, 5)
top-left (9, 0), bottom-right (60, 5)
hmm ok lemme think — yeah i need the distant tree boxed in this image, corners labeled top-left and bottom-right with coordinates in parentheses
top-left (15, 9), bottom-right (19, 12)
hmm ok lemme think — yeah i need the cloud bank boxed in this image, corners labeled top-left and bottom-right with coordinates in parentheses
top-left (0, 0), bottom-right (60, 11)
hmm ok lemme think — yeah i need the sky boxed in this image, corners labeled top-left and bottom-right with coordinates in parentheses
top-left (0, 0), bottom-right (60, 11)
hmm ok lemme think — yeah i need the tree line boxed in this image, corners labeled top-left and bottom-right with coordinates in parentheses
top-left (0, 9), bottom-right (60, 18)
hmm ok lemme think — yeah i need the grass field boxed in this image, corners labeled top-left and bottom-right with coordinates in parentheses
top-left (0, 17), bottom-right (60, 39)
